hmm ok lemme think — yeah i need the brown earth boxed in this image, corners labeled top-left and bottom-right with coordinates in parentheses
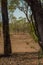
top-left (10, 32), bottom-right (40, 53)
top-left (0, 32), bottom-right (43, 65)
top-left (0, 32), bottom-right (41, 54)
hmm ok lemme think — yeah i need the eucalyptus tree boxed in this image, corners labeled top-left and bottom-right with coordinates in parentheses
top-left (1, 0), bottom-right (20, 55)
top-left (8, 0), bottom-right (32, 23)
top-left (24, 0), bottom-right (43, 50)
top-left (1, 0), bottom-right (11, 55)
top-left (8, 0), bottom-right (19, 21)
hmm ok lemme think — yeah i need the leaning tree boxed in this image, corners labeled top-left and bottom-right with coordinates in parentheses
top-left (24, 0), bottom-right (43, 50)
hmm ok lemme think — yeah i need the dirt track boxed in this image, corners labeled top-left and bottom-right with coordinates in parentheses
top-left (0, 32), bottom-right (40, 54)
top-left (10, 32), bottom-right (40, 53)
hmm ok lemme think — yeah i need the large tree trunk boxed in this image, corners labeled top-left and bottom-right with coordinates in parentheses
top-left (25, 0), bottom-right (43, 50)
top-left (1, 0), bottom-right (11, 55)
top-left (30, 0), bottom-right (43, 50)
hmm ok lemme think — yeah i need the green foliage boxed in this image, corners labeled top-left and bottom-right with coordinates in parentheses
top-left (0, 22), bottom-right (2, 27)
top-left (8, 0), bottom-right (19, 12)
top-left (29, 22), bottom-right (38, 42)
top-left (0, 22), bottom-right (2, 31)
top-left (9, 18), bottom-right (38, 42)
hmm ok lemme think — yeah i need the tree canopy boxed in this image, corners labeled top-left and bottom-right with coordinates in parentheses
top-left (7, 0), bottom-right (33, 25)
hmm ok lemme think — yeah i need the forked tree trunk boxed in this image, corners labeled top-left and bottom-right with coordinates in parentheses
top-left (1, 0), bottom-right (11, 55)
top-left (25, 0), bottom-right (43, 50)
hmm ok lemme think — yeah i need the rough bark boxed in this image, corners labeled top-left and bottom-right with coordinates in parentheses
top-left (1, 0), bottom-right (12, 55)
top-left (25, 0), bottom-right (43, 50)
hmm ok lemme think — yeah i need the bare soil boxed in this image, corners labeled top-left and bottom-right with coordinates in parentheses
top-left (10, 32), bottom-right (40, 53)
top-left (0, 32), bottom-right (40, 54)
top-left (0, 32), bottom-right (43, 65)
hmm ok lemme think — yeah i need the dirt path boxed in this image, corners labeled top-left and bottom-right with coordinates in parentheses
top-left (10, 32), bottom-right (40, 53)
top-left (0, 32), bottom-right (40, 54)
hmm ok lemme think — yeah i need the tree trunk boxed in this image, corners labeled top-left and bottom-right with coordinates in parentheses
top-left (25, 0), bottom-right (43, 50)
top-left (30, 0), bottom-right (43, 50)
top-left (1, 0), bottom-right (12, 55)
